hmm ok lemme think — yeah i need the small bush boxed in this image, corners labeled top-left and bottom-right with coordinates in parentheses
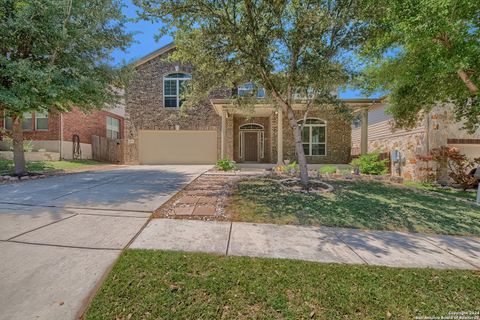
top-left (319, 165), bottom-right (337, 174)
top-left (273, 161), bottom-right (300, 176)
top-left (350, 153), bottom-right (388, 175)
top-left (216, 158), bottom-right (236, 171)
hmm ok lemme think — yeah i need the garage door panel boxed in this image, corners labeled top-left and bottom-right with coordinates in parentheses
top-left (139, 130), bottom-right (217, 165)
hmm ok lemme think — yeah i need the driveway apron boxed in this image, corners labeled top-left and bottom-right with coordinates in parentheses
top-left (0, 165), bottom-right (209, 320)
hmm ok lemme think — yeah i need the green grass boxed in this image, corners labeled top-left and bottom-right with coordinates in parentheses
top-left (405, 181), bottom-right (477, 201)
top-left (85, 250), bottom-right (480, 320)
top-left (227, 178), bottom-right (480, 236)
top-left (0, 159), bottom-right (105, 175)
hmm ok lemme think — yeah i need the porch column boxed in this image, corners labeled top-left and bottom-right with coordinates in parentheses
top-left (221, 110), bottom-right (227, 158)
top-left (360, 107), bottom-right (369, 155)
top-left (277, 109), bottom-right (283, 164)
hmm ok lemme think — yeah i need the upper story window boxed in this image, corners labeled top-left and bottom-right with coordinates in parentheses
top-left (106, 116), bottom-right (120, 139)
top-left (164, 73), bottom-right (191, 108)
top-left (237, 83), bottom-right (265, 98)
top-left (35, 111), bottom-right (48, 130)
top-left (298, 118), bottom-right (326, 156)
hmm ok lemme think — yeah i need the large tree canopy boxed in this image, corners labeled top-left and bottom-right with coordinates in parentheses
top-left (360, 0), bottom-right (480, 132)
top-left (136, 0), bottom-right (370, 186)
top-left (0, 0), bottom-right (132, 174)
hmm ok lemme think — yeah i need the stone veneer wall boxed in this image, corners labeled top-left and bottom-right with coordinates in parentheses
top-left (271, 108), bottom-right (351, 164)
top-left (368, 131), bottom-right (428, 180)
top-left (363, 104), bottom-right (480, 181)
top-left (124, 49), bottom-right (225, 163)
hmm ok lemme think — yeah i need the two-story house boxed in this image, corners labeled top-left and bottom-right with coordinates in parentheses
top-left (124, 43), bottom-right (375, 166)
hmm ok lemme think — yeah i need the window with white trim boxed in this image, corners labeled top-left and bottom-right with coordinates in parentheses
top-left (22, 112), bottom-right (32, 131)
top-left (3, 113), bottom-right (33, 131)
top-left (35, 111), bottom-right (48, 130)
top-left (106, 116), bottom-right (120, 139)
top-left (164, 73), bottom-right (191, 108)
top-left (299, 118), bottom-right (326, 156)
top-left (4, 116), bottom-right (12, 131)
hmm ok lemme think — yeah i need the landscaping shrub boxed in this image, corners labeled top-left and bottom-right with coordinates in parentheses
top-left (430, 146), bottom-right (480, 190)
top-left (273, 161), bottom-right (300, 176)
top-left (319, 165), bottom-right (337, 174)
top-left (216, 158), bottom-right (236, 171)
top-left (350, 153), bottom-right (388, 175)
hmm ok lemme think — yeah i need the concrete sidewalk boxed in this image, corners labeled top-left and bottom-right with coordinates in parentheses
top-left (131, 219), bottom-right (480, 270)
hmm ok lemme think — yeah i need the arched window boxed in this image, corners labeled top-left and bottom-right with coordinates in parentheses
top-left (239, 123), bottom-right (264, 130)
top-left (164, 73), bottom-right (191, 108)
top-left (298, 118), bottom-right (326, 156)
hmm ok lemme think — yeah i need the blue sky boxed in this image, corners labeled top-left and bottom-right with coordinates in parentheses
top-left (113, 0), bottom-right (380, 99)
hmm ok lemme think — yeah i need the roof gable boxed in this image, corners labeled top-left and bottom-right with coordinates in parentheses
top-left (133, 42), bottom-right (176, 67)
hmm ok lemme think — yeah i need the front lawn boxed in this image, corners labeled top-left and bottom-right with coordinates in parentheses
top-left (227, 178), bottom-right (480, 236)
top-left (405, 180), bottom-right (477, 202)
top-left (85, 250), bottom-right (480, 320)
top-left (0, 159), bottom-right (106, 175)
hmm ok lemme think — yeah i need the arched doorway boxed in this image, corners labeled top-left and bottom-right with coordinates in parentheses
top-left (239, 123), bottom-right (264, 162)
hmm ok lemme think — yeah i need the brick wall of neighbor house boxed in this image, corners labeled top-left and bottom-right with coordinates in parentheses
top-left (233, 116), bottom-right (272, 163)
top-left (62, 108), bottom-right (124, 144)
top-left (0, 111), bottom-right (62, 141)
top-left (272, 108), bottom-right (351, 164)
top-left (124, 49), bottom-right (225, 163)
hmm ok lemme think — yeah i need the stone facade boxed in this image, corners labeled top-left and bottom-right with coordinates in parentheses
top-left (126, 46), bottom-right (352, 165)
top-left (124, 49), bottom-right (223, 163)
top-left (272, 109), bottom-right (351, 164)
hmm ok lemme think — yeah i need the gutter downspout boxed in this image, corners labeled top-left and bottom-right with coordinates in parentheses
top-left (59, 113), bottom-right (64, 160)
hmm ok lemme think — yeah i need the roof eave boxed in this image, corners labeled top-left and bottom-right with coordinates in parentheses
top-left (132, 42), bottom-right (177, 68)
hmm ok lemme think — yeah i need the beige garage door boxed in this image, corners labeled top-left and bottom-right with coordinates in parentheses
top-left (138, 130), bottom-right (218, 164)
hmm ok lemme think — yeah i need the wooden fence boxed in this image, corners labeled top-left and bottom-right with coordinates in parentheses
top-left (91, 135), bottom-right (125, 164)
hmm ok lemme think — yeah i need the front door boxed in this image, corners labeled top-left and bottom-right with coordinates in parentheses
top-left (243, 132), bottom-right (258, 161)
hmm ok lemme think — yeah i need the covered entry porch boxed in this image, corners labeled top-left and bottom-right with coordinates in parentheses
top-left (211, 100), bottom-right (283, 164)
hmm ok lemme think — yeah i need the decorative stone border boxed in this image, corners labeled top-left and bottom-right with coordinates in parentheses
top-left (0, 174), bottom-right (46, 183)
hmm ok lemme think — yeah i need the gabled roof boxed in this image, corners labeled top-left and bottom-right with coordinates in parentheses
top-left (133, 42), bottom-right (176, 67)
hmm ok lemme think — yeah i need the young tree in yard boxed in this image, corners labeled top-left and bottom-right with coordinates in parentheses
top-left (0, 0), bottom-right (132, 175)
top-left (360, 0), bottom-right (480, 133)
top-left (135, 0), bottom-right (369, 187)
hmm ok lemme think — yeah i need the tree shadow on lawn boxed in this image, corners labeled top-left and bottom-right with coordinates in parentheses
top-left (231, 179), bottom-right (480, 237)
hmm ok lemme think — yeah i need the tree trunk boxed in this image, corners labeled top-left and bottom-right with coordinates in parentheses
top-left (12, 115), bottom-right (26, 176)
top-left (457, 70), bottom-right (479, 95)
top-left (283, 105), bottom-right (309, 188)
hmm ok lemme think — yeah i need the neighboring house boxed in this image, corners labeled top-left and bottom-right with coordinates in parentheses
top-left (352, 102), bottom-right (480, 180)
top-left (125, 43), bottom-right (375, 165)
top-left (0, 107), bottom-right (124, 160)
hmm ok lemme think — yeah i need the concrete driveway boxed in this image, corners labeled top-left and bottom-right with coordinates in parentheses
top-left (0, 165), bottom-right (210, 320)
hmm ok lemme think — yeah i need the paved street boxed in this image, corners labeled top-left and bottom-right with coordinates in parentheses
top-left (132, 219), bottom-right (480, 270)
top-left (0, 165), bottom-right (210, 320)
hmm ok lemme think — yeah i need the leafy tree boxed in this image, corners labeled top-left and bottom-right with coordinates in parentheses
top-left (0, 0), bottom-right (132, 175)
top-left (135, 0), bottom-right (369, 187)
top-left (360, 0), bottom-right (480, 133)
